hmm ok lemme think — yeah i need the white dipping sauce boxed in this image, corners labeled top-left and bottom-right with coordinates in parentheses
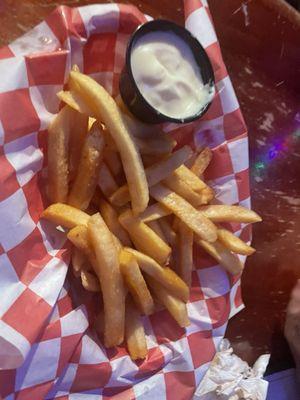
top-left (130, 31), bottom-right (214, 119)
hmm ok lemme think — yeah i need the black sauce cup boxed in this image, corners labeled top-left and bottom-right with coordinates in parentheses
top-left (119, 19), bottom-right (215, 124)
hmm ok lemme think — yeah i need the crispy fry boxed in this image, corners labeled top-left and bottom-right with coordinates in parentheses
top-left (150, 183), bottom-right (218, 243)
top-left (98, 162), bottom-right (119, 198)
top-left (217, 228), bottom-right (255, 255)
top-left (199, 205), bottom-right (262, 223)
top-left (119, 209), bottom-right (171, 265)
top-left (140, 203), bottom-right (171, 223)
top-left (195, 237), bottom-right (243, 275)
top-left (67, 225), bottom-right (96, 264)
top-left (104, 148), bottom-right (123, 178)
top-left (99, 198), bottom-right (132, 247)
top-left (119, 250), bottom-right (154, 315)
top-left (68, 122), bottom-right (105, 210)
top-left (41, 203), bottom-right (89, 228)
top-left (174, 165), bottom-right (207, 192)
top-left (69, 110), bottom-right (88, 182)
top-left (125, 248), bottom-right (189, 302)
top-left (88, 117), bottom-right (97, 131)
top-left (72, 247), bottom-right (91, 277)
top-left (147, 277), bottom-right (190, 327)
top-left (81, 270), bottom-right (100, 292)
top-left (163, 173), bottom-right (211, 207)
top-left (110, 146), bottom-right (192, 207)
top-left (69, 71), bottom-right (149, 214)
top-left (147, 220), bottom-right (167, 242)
top-left (159, 218), bottom-right (177, 246)
top-left (47, 105), bottom-right (71, 203)
top-left (125, 296), bottom-right (148, 360)
top-left (191, 147), bottom-right (213, 176)
top-left (57, 90), bottom-right (94, 116)
top-left (134, 136), bottom-right (175, 156)
top-left (178, 222), bottom-right (193, 287)
top-left (88, 213), bottom-right (125, 347)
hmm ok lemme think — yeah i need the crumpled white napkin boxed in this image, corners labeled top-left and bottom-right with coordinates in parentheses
top-left (193, 339), bottom-right (270, 400)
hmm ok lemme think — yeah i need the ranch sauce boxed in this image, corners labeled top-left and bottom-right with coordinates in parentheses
top-left (130, 31), bottom-right (214, 119)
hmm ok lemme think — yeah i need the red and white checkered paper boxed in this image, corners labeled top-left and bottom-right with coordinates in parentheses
top-left (0, 1), bottom-right (250, 398)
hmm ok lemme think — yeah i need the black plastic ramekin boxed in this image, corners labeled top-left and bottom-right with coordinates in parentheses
top-left (119, 19), bottom-right (215, 124)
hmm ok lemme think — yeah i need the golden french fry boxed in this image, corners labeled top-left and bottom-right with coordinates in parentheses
top-left (88, 213), bottom-right (126, 347)
top-left (69, 111), bottom-right (88, 182)
top-left (134, 136), bottom-right (175, 156)
top-left (98, 162), bottom-right (119, 198)
top-left (178, 222), bottom-right (193, 287)
top-left (191, 147), bottom-right (213, 176)
top-left (163, 173), bottom-right (211, 207)
top-left (199, 205), bottom-right (262, 223)
top-left (69, 71), bottom-right (149, 214)
top-left (147, 276), bottom-right (190, 328)
top-left (47, 105), bottom-right (72, 203)
top-left (139, 203), bottom-right (171, 223)
top-left (67, 225), bottom-right (97, 265)
top-left (147, 220), bottom-right (166, 242)
top-left (68, 122), bottom-right (105, 210)
top-left (125, 296), bottom-right (148, 360)
top-left (88, 117), bottom-right (97, 131)
top-left (174, 165), bottom-right (207, 193)
top-left (41, 203), bottom-right (90, 229)
top-left (159, 218), bottom-right (177, 247)
top-left (150, 184), bottom-right (218, 243)
top-left (57, 90), bottom-right (95, 116)
top-left (99, 198), bottom-right (132, 247)
top-left (125, 248), bottom-right (189, 302)
top-left (119, 250), bottom-right (154, 315)
top-left (81, 270), bottom-right (100, 292)
top-left (217, 228), bottom-right (255, 255)
top-left (110, 146), bottom-right (192, 207)
top-left (72, 247), bottom-right (91, 277)
top-left (195, 237), bottom-right (243, 275)
top-left (103, 148), bottom-right (123, 178)
top-left (119, 209), bottom-right (171, 265)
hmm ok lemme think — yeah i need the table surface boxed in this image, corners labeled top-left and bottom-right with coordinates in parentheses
top-left (0, 0), bottom-right (299, 374)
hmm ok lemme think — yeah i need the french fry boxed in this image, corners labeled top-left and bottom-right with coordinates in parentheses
top-left (125, 296), bottom-right (148, 360)
top-left (47, 105), bottom-right (71, 203)
top-left (134, 136), bottom-right (176, 156)
top-left (139, 203), bottom-right (171, 223)
top-left (191, 147), bottom-right (213, 176)
top-left (67, 225), bottom-right (96, 264)
top-left (88, 117), bottom-right (97, 131)
top-left (110, 146), bottom-right (192, 207)
top-left (69, 110), bottom-right (88, 182)
top-left (41, 203), bottom-right (90, 228)
top-left (195, 237), bottom-right (243, 275)
top-left (99, 198), bottom-right (132, 247)
top-left (69, 71), bottom-right (149, 214)
top-left (81, 270), bottom-right (100, 292)
top-left (217, 228), bottom-right (255, 255)
top-left (98, 162), bottom-right (119, 198)
top-left (147, 276), bottom-right (190, 328)
top-left (178, 222), bottom-right (193, 287)
top-left (119, 249), bottom-right (154, 315)
top-left (119, 209), bottom-right (171, 265)
top-left (57, 90), bottom-right (95, 116)
top-left (199, 205), bottom-right (262, 223)
top-left (174, 165), bottom-right (207, 192)
top-left (72, 247), bottom-right (91, 277)
top-left (104, 148), bottom-right (123, 178)
top-left (68, 122), bottom-right (105, 210)
top-left (150, 183), bottom-right (218, 243)
top-left (159, 218), bottom-right (177, 247)
top-left (163, 173), bottom-right (212, 207)
top-left (88, 213), bottom-right (126, 347)
top-left (125, 248), bottom-right (189, 302)
top-left (147, 220), bottom-right (167, 242)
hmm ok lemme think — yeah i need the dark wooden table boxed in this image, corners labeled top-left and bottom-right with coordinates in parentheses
top-left (1, 0), bottom-right (299, 374)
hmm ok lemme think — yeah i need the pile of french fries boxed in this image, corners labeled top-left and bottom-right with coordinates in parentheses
top-left (41, 66), bottom-right (261, 360)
